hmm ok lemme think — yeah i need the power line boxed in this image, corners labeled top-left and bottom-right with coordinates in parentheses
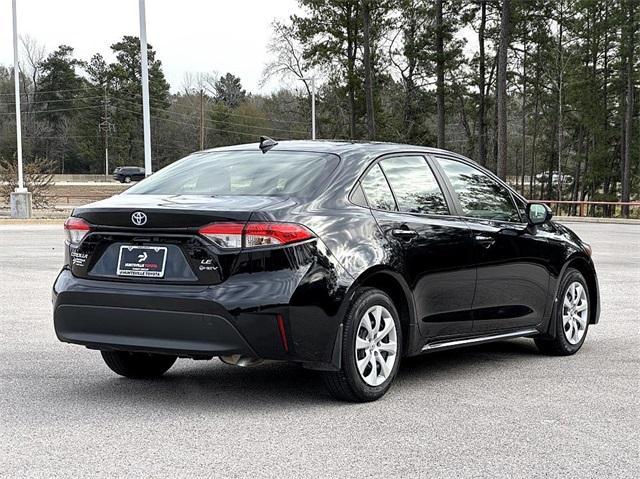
top-left (0, 105), bottom-right (102, 115)
top-left (0, 88), bottom-right (311, 136)
top-left (112, 94), bottom-right (310, 126)
top-left (110, 97), bottom-right (309, 135)
top-left (0, 95), bottom-right (103, 107)
top-left (0, 86), bottom-right (89, 96)
top-left (2, 88), bottom-right (311, 125)
top-left (114, 105), bottom-right (306, 139)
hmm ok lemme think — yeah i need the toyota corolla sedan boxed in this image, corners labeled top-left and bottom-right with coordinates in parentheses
top-left (53, 139), bottom-right (600, 402)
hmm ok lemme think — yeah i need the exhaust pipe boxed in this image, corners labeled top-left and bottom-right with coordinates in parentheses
top-left (220, 354), bottom-right (264, 367)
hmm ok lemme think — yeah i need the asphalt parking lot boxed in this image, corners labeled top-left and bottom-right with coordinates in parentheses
top-left (1, 221), bottom-right (638, 478)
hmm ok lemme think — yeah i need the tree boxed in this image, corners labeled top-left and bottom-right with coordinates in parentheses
top-left (388, 0), bottom-right (430, 144)
top-left (293, 0), bottom-right (362, 138)
top-left (477, 0), bottom-right (488, 166)
top-left (36, 45), bottom-right (84, 172)
top-left (213, 73), bottom-right (246, 109)
top-left (496, 0), bottom-right (511, 180)
top-left (262, 21), bottom-right (313, 95)
top-left (107, 36), bottom-right (170, 168)
top-left (435, 0), bottom-right (445, 148)
top-left (621, 0), bottom-right (637, 216)
top-left (362, 0), bottom-right (376, 139)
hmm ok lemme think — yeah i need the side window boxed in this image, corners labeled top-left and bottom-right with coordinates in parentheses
top-left (437, 158), bottom-right (520, 222)
top-left (513, 194), bottom-right (528, 219)
top-left (379, 156), bottom-right (449, 215)
top-left (360, 164), bottom-right (397, 211)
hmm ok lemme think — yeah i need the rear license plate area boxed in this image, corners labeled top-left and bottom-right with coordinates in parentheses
top-left (116, 245), bottom-right (167, 278)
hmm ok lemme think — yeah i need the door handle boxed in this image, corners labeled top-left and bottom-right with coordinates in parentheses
top-left (392, 228), bottom-right (418, 239)
top-left (474, 234), bottom-right (494, 241)
top-left (474, 234), bottom-right (496, 248)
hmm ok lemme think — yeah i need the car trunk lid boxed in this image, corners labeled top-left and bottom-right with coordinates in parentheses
top-left (68, 194), bottom-right (290, 285)
top-left (74, 194), bottom-right (288, 229)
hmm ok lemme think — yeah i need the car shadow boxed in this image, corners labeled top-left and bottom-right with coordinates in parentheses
top-left (59, 339), bottom-right (542, 410)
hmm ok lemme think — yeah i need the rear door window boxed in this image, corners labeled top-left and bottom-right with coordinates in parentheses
top-left (360, 164), bottom-right (397, 211)
top-left (379, 156), bottom-right (449, 215)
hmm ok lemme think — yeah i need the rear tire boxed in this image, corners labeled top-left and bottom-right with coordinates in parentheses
top-left (322, 287), bottom-right (402, 402)
top-left (535, 268), bottom-right (590, 356)
top-left (101, 351), bottom-right (176, 379)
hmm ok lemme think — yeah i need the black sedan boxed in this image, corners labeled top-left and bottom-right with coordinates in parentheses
top-left (53, 139), bottom-right (600, 402)
top-left (113, 166), bottom-right (145, 183)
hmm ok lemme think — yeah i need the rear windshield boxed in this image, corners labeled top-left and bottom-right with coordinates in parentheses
top-left (125, 150), bottom-right (339, 197)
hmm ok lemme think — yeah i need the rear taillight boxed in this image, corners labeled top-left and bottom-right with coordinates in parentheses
top-left (199, 222), bottom-right (314, 249)
top-left (198, 223), bottom-right (244, 248)
top-left (64, 217), bottom-right (91, 244)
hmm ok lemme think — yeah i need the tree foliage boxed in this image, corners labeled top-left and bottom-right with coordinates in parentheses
top-left (0, 1), bottom-right (637, 213)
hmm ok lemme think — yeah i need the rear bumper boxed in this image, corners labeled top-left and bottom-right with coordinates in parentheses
top-left (55, 303), bottom-right (256, 357)
top-left (52, 268), bottom-right (345, 367)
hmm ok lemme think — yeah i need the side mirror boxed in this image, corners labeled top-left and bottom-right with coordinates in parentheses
top-left (526, 202), bottom-right (552, 225)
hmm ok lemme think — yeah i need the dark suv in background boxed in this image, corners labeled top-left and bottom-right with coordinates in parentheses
top-left (113, 166), bottom-right (145, 183)
top-left (54, 140), bottom-right (599, 402)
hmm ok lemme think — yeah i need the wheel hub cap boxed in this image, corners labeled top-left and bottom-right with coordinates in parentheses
top-left (355, 305), bottom-right (398, 387)
top-left (562, 281), bottom-right (588, 345)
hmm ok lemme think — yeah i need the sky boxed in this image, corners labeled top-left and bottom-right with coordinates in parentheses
top-left (0, 0), bottom-right (301, 93)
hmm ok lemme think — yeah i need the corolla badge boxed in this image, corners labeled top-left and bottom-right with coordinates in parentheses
top-left (131, 211), bottom-right (147, 226)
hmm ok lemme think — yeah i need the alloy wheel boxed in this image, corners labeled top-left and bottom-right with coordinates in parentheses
top-left (562, 281), bottom-right (588, 345)
top-left (355, 305), bottom-right (398, 386)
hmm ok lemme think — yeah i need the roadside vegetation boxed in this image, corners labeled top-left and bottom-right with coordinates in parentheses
top-left (0, 0), bottom-right (637, 215)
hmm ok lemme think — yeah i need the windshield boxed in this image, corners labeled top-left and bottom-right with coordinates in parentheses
top-left (125, 150), bottom-right (340, 197)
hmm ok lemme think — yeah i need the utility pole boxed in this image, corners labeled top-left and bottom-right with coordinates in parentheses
top-left (139, 0), bottom-right (152, 176)
top-left (199, 89), bottom-right (204, 150)
top-left (310, 77), bottom-right (316, 140)
top-left (300, 77), bottom-right (316, 140)
top-left (10, 0), bottom-right (31, 219)
top-left (99, 85), bottom-right (115, 179)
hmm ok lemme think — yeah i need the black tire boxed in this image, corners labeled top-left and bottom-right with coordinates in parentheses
top-left (123, 176), bottom-right (132, 183)
top-left (322, 287), bottom-right (402, 402)
top-left (535, 268), bottom-right (590, 356)
top-left (101, 351), bottom-right (176, 379)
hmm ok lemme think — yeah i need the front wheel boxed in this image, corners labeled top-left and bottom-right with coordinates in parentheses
top-left (322, 287), bottom-right (402, 402)
top-left (535, 268), bottom-right (590, 356)
top-left (123, 176), bottom-right (132, 183)
top-left (101, 351), bottom-right (176, 378)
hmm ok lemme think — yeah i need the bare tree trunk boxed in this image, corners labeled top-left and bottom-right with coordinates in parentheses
top-left (520, 47), bottom-right (527, 193)
top-left (602, 1), bottom-right (610, 205)
top-left (621, 0), bottom-right (636, 217)
top-left (362, 0), bottom-right (376, 140)
top-left (556, 2), bottom-right (565, 207)
top-left (530, 58), bottom-right (540, 199)
top-left (435, 0), bottom-right (445, 148)
top-left (548, 118), bottom-right (557, 200)
top-left (346, 46), bottom-right (357, 139)
top-left (478, 0), bottom-right (487, 166)
top-left (346, 4), bottom-right (358, 139)
top-left (496, 0), bottom-right (510, 179)
top-left (401, 3), bottom-right (418, 142)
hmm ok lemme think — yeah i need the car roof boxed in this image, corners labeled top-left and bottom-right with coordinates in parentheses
top-left (193, 139), bottom-right (527, 201)
top-left (200, 139), bottom-right (475, 163)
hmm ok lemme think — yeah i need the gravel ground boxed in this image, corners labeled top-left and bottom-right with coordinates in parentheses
top-left (0, 222), bottom-right (638, 478)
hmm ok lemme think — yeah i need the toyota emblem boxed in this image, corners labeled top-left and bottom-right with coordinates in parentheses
top-left (131, 211), bottom-right (147, 226)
